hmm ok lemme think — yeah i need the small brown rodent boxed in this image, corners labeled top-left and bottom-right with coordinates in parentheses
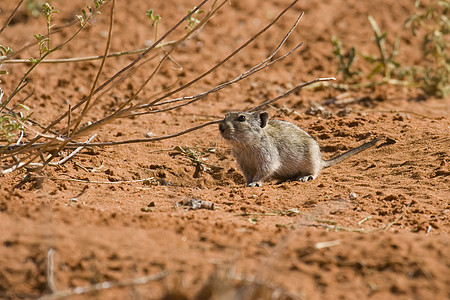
top-left (219, 111), bottom-right (378, 187)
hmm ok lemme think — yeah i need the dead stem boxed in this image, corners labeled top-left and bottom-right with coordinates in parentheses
top-left (39, 263), bottom-right (167, 300)
top-left (40, 176), bottom-right (155, 185)
top-left (384, 202), bottom-right (412, 232)
top-left (1, 134), bottom-right (97, 174)
top-left (0, 0), bottom-right (25, 36)
top-left (3, 76), bottom-right (335, 151)
top-left (37, 0), bottom-right (209, 138)
top-left (71, 0), bottom-right (116, 135)
top-left (130, 9), bottom-right (304, 116)
top-left (127, 41), bottom-right (304, 117)
top-left (2, 42), bottom-right (176, 64)
top-left (249, 77), bottom-right (336, 112)
top-left (46, 248), bottom-right (56, 293)
top-left (48, 134), bottom-right (97, 166)
top-left (0, 0), bottom-right (211, 173)
top-left (144, 0), bottom-right (300, 109)
top-left (69, 0), bottom-right (230, 140)
top-left (62, 120), bottom-right (221, 148)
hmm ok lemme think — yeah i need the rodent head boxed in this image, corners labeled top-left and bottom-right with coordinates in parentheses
top-left (219, 111), bottom-right (269, 145)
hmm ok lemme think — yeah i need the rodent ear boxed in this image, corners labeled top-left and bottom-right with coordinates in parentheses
top-left (259, 111), bottom-right (269, 128)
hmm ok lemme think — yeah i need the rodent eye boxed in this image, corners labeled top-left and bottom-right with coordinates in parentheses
top-left (237, 115), bottom-right (246, 122)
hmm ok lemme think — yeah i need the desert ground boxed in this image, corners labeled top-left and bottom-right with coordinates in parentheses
top-left (0, 0), bottom-right (449, 299)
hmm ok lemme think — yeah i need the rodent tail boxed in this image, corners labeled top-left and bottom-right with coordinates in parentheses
top-left (322, 138), bottom-right (379, 168)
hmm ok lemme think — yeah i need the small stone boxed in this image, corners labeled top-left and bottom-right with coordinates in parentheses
top-left (385, 137), bottom-right (396, 144)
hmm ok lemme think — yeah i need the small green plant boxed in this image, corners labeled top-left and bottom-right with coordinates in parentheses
top-left (0, 45), bottom-right (13, 75)
top-left (32, 3), bottom-right (58, 59)
top-left (405, 0), bottom-right (449, 98)
top-left (0, 114), bottom-right (23, 144)
top-left (0, 45), bottom-right (13, 57)
top-left (331, 7), bottom-right (448, 98)
top-left (0, 100), bottom-right (30, 146)
top-left (2, 0), bottom-right (108, 109)
top-left (331, 35), bottom-right (361, 81)
top-left (363, 15), bottom-right (401, 79)
top-left (32, 33), bottom-right (49, 59)
top-left (43, 3), bottom-right (58, 52)
top-left (186, 8), bottom-right (204, 31)
top-left (146, 9), bottom-right (161, 27)
top-left (76, 0), bottom-right (106, 26)
top-left (146, 9), bottom-right (161, 40)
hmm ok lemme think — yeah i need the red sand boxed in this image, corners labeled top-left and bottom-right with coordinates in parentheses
top-left (1, 0), bottom-right (449, 299)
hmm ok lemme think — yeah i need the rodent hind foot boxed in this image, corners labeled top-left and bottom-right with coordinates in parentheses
top-left (297, 175), bottom-right (315, 182)
top-left (275, 175), bottom-right (315, 185)
top-left (247, 181), bottom-right (262, 187)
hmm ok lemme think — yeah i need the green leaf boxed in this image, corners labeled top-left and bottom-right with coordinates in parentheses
top-left (248, 217), bottom-right (258, 224)
top-left (361, 54), bottom-right (377, 63)
top-left (368, 63), bottom-right (383, 79)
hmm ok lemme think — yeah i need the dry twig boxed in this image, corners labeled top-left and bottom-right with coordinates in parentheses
top-left (0, 0), bottom-right (24, 36)
top-left (39, 248), bottom-right (167, 300)
top-left (41, 176), bottom-right (155, 185)
top-left (384, 202), bottom-right (412, 232)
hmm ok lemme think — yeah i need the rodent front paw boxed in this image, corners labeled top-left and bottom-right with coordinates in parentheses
top-left (247, 181), bottom-right (262, 187)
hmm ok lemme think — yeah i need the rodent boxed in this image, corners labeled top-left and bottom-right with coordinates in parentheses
top-left (219, 111), bottom-right (379, 187)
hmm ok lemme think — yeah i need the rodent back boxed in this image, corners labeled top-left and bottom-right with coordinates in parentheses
top-left (265, 119), bottom-right (323, 179)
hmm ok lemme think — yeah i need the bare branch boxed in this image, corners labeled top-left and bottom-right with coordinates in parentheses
top-left (39, 270), bottom-right (168, 300)
top-left (0, 0), bottom-right (24, 36)
top-left (49, 134), bottom-right (97, 166)
top-left (129, 42), bottom-right (303, 117)
top-left (131, 11), bottom-right (305, 116)
top-left (71, 0), bottom-right (301, 137)
top-left (40, 176), bottom-right (155, 185)
top-left (41, 77), bottom-right (335, 149)
top-left (68, 0), bottom-right (230, 141)
top-left (0, 0), bottom-right (212, 173)
top-left (71, 0), bottom-right (116, 135)
top-left (63, 120), bottom-right (221, 148)
top-left (144, 0), bottom-right (300, 108)
top-left (249, 77), bottom-right (336, 112)
top-left (37, 0), bottom-right (210, 137)
top-left (2, 42), bottom-right (176, 64)
top-left (46, 248), bottom-right (57, 293)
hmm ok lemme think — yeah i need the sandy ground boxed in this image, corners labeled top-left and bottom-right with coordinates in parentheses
top-left (0, 0), bottom-right (449, 299)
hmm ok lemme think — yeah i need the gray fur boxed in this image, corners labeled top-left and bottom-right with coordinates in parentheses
top-left (219, 111), bottom-right (378, 187)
